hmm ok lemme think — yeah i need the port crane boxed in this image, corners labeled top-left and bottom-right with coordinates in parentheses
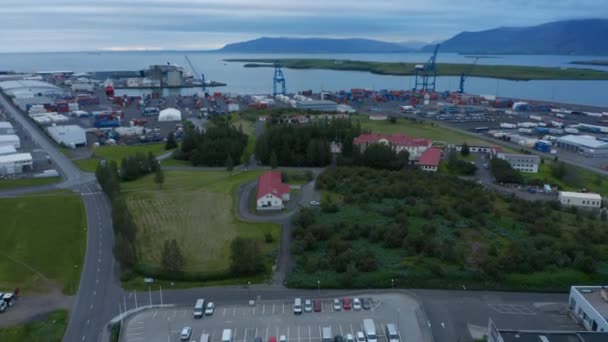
top-left (458, 57), bottom-right (479, 93)
top-left (184, 55), bottom-right (206, 93)
top-left (273, 61), bottom-right (286, 96)
top-left (413, 44), bottom-right (440, 92)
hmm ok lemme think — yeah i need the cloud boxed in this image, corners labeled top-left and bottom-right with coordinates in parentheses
top-left (0, 0), bottom-right (605, 52)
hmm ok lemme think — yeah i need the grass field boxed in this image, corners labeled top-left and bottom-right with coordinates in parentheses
top-left (0, 192), bottom-right (86, 294)
top-left (75, 143), bottom-right (169, 172)
top-left (226, 58), bottom-right (608, 80)
top-left (523, 159), bottom-right (608, 196)
top-left (0, 177), bottom-right (60, 190)
top-left (122, 170), bottom-right (279, 278)
top-left (0, 310), bottom-right (68, 342)
top-left (357, 116), bottom-right (489, 145)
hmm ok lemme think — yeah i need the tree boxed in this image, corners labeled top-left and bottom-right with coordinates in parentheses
top-left (270, 151), bottom-right (278, 169)
top-left (551, 161), bottom-right (567, 180)
top-left (165, 132), bottom-right (178, 150)
top-left (161, 239), bottom-right (184, 273)
top-left (229, 237), bottom-right (265, 275)
top-left (226, 155), bottom-right (234, 173)
top-left (113, 233), bottom-right (135, 270)
top-left (461, 142), bottom-right (470, 156)
top-left (490, 158), bottom-right (523, 184)
top-left (154, 167), bottom-right (165, 189)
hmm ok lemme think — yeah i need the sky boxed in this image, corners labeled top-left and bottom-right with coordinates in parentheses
top-left (0, 0), bottom-right (605, 52)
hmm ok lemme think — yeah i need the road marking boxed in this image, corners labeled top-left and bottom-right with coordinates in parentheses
top-left (235, 328), bottom-right (238, 341)
top-left (262, 304), bottom-right (265, 314)
top-left (441, 322), bottom-right (445, 329)
top-left (273, 303), bottom-right (275, 314)
top-left (308, 326), bottom-right (311, 342)
top-left (90, 304), bottom-right (94, 310)
top-left (340, 325), bottom-right (343, 336)
top-left (233, 305), bottom-right (237, 317)
top-left (82, 336), bottom-right (86, 341)
top-left (93, 290), bottom-right (96, 296)
top-left (283, 303), bottom-right (285, 313)
top-left (172, 310), bottom-right (177, 318)
top-left (127, 331), bottom-right (144, 336)
top-left (318, 326), bottom-right (322, 340)
top-left (244, 328), bottom-right (248, 341)
top-left (86, 319), bottom-right (90, 325)
top-left (350, 324), bottom-right (354, 336)
top-left (223, 308), bottom-right (227, 317)
top-left (153, 310), bottom-right (158, 319)
top-left (255, 328), bottom-right (258, 339)
top-left (287, 327), bottom-right (290, 342)
top-left (276, 327), bottom-right (279, 339)
top-left (298, 326), bottom-right (301, 342)
top-left (96, 279), bottom-right (99, 284)
top-left (253, 306), bottom-right (256, 315)
top-left (266, 327), bottom-right (269, 340)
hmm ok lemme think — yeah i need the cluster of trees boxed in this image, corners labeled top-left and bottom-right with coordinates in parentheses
top-left (255, 119), bottom-right (362, 167)
top-left (337, 143), bottom-right (409, 170)
top-left (120, 152), bottom-right (161, 181)
top-left (490, 158), bottom-right (523, 184)
top-left (446, 151), bottom-right (477, 175)
top-left (229, 237), bottom-right (265, 275)
top-left (291, 167), bottom-right (607, 288)
top-left (175, 119), bottom-right (248, 166)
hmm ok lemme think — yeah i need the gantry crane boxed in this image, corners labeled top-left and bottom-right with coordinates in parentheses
top-left (184, 55), bottom-right (206, 93)
top-left (458, 57), bottom-right (479, 93)
top-left (273, 62), bottom-right (286, 96)
top-left (413, 44), bottom-right (440, 92)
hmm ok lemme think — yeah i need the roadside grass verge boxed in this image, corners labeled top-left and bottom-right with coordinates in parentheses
top-left (0, 177), bottom-right (60, 190)
top-left (75, 143), bottom-right (169, 172)
top-left (0, 310), bottom-right (68, 342)
top-left (0, 192), bottom-right (86, 294)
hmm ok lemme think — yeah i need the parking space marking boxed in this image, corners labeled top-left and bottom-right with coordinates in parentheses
top-left (244, 328), bottom-right (248, 341)
top-left (308, 326), bottom-right (311, 342)
top-left (283, 303), bottom-right (285, 314)
top-left (488, 303), bottom-right (536, 315)
top-left (172, 310), bottom-right (177, 319)
top-left (340, 324), bottom-right (344, 336)
top-left (276, 327), bottom-right (279, 339)
top-left (266, 327), bottom-right (269, 340)
top-left (223, 307), bottom-right (227, 317)
top-left (182, 310), bottom-right (187, 317)
top-left (318, 326), bottom-right (322, 341)
top-left (350, 324), bottom-right (354, 336)
top-left (273, 304), bottom-right (275, 314)
top-left (233, 305), bottom-right (237, 317)
top-left (255, 328), bottom-right (258, 339)
top-left (263, 304), bottom-right (266, 314)
top-left (235, 328), bottom-right (238, 341)
top-left (253, 306), bottom-right (256, 315)
top-left (288, 327), bottom-right (290, 342)
top-left (152, 310), bottom-right (158, 319)
top-left (298, 326), bottom-right (301, 342)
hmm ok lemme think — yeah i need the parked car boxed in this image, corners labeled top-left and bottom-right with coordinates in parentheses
top-left (346, 334), bottom-right (354, 342)
top-left (180, 327), bottom-right (193, 341)
top-left (334, 336), bottom-right (344, 342)
top-left (304, 299), bottom-right (313, 312)
top-left (310, 200), bottom-right (320, 206)
top-left (279, 336), bottom-right (287, 342)
top-left (361, 298), bottom-right (371, 310)
top-left (356, 331), bottom-right (366, 342)
top-left (205, 302), bottom-right (215, 315)
top-left (342, 297), bottom-right (352, 310)
top-left (269, 337), bottom-right (277, 342)
top-left (333, 298), bottom-right (342, 311)
top-left (314, 299), bottom-right (322, 312)
top-left (255, 338), bottom-right (263, 342)
top-left (353, 298), bottom-right (362, 311)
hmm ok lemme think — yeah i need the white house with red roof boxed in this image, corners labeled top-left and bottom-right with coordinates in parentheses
top-left (353, 133), bottom-right (432, 159)
top-left (256, 171), bottom-right (291, 211)
top-left (418, 147), bottom-right (442, 172)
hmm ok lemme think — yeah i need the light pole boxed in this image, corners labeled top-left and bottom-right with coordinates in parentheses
top-left (248, 281), bottom-right (251, 301)
top-left (317, 280), bottom-right (320, 297)
top-left (397, 308), bottom-right (400, 330)
top-left (391, 279), bottom-right (394, 289)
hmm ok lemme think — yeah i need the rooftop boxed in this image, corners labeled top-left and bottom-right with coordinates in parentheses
top-left (557, 135), bottom-right (608, 149)
top-left (256, 171), bottom-right (290, 200)
top-left (497, 152), bottom-right (541, 162)
top-left (498, 330), bottom-right (608, 342)
top-left (573, 286), bottom-right (608, 322)
top-left (418, 147), bottom-right (441, 166)
top-left (0, 153), bottom-right (32, 163)
top-left (354, 133), bottom-right (432, 148)
top-left (559, 192), bottom-right (602, 200)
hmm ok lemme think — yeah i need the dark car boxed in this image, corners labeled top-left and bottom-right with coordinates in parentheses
top-left (334, 336), bottom-right (344, 342)
top-left (361, 298), bottom-right (371, 310)
top-left (255, 338), bottom-right (263, 342)
top-left (342, 297), bottom-right (352, 310)
top-left (314, 299), bottom-right (322, 312)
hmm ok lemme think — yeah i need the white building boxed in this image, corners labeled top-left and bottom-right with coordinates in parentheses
top-left (46, 125), bottom-right (87, 147)
top-left (0, 121), bottom-right (16, 135)
top-left (0, 134), bottom-right (20, 149)
top-left (0, 153), bottom-right (33, 175)
top-left (496, 153), bottom-right (540, 173)
top-left (256, 171), bottom-right (290, 211)
top-left (558, 191), bottom-right (602, 208)
top-left (158, 108), bottom-right (182, 122)
top-left (0, 145), bottom-right (17, 156)
top-left (569, 286), bottom-right (608, 332)
top-left (556, 135), bottom-right (608, 157)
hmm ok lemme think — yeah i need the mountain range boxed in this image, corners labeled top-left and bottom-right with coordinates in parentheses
top-left (217, 19), bottom-right (608, 55)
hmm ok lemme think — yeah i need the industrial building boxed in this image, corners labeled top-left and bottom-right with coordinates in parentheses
top-left (488, 318), bottom-right (608, 342)
top-left (294, 100), bottom-right (338, 112)
top-left (569, 286), bottom-right (608, 332)
top-left (0, 135), bottom-right (20, 149)
top-left (0, 121), bottom-right (15, 135)
top-left (146, 64), bottom-right (184, 87)
top-left (496, 152), bottom-right (540, 173)
top-left (556, 135), bottom-right (608, 157)
top-left (256, 171), bottom-right (290, 211)
top-left (0, 146), bottom-right (17, 156)
top-left (418, 147), bottom-right (441, 172)
top-left (558, 191), bottom-right (602, 208)
top-left (354, 133), bottom-right (432, 159)
top-left (0, 153), bottom-right (33, 175)
top-left (0, 80), bottom-right (65, 98)
top-left (46, 125), bottom-right (86, 147)
top-left (158, 108), bottom-right (182, 122)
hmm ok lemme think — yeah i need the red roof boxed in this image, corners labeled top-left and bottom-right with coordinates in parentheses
top-left (353, 133), bottom-right (432, 148)
top-left (418, 147), bottom-right (442, 166)
top-left (257, 171), bottom-right (290, 200)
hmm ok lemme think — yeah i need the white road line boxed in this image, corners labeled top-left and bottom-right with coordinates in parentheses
top-left (172, 310), bottom-right (177, 318)
top-left (255, 328), bottom-right (258, 339)
top-left (266, 327), bottom-right (269, 340)
top-left (318, 326), bottom-right (322, 340)
top-left (90, 304), bottom-right (94, 310)
top-left (263, 304), bottom-right (265, 314)
top-left (339, 325), bottom-right (343, 337)
top-left (235, 328), bottom-right (238, 341)
top-left (82, 335), bottom-right (86, 341)
top-left (283, 303), bottom-right (285, 314)
top-left (244, 328), bottom-right (248, 341)
top-left (93, 290), bottom-right (96, 296)
top-left (287, 327), bottom-right (290, 342)
top-left (308, 326), bottom-right (311, 342)
top-left (298, 326), bottom-right (301, 342)
top-left (182, 310), bottom-right (187, 317)
top-left (233, 305), bottom-right (237, 317)
top-left (127, 332), bottom-right (144, 336)
top-left (273, 304), bottom-right (275, 314)
top-left (350, 324), bottom-right (354, 336)
top-left (223, 308), bottom-right (227, 317)
top-left (276, 327), bottom-right (279, 339)
top-left (253, 306), bottom-right (256, 315)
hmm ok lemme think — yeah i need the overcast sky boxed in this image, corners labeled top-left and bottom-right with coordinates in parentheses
top-left (0, 0), bottom-right (605, 52)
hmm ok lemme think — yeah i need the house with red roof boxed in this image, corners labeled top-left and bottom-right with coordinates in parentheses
top-left (417, 147), bottom-right (442, 172)
top-left (353, 133), bottom-right (432, 159)
top-left (256, 171), bottom-right (291, 210)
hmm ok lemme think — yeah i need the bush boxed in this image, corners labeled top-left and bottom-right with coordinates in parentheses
top-left (490, 158), bottom-right (523, 184)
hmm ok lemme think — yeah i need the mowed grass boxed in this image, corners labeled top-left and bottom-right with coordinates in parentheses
top-left (75, 143), bottom-right (169, 172)
top-left (524, 159), bottom-right (608, 196)
top-left (0, 177), bottom-right (60, 190)
top-left (122, 170), bottom-right (279, 275)
top-left (0, 310), bottom-right (68, 342)
top-left (357, 117), bottom-right (489, 145)
top-left (0, 192), bottom-right (86, 294)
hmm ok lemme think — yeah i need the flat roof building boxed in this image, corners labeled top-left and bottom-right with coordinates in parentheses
top-left (0, 145), bottom-right (17, 156)
top-left (569, 286), bottom-right (608, 332)
top-left (46, 125), bottom-right (86, 147)
top-left (0, 153), bottom-right (33, 175)
top-left (559, 192), bottom-right (602, 209)
top-left (488, 318), bottom-right (608, 342)
top-left (0, 121), bottom-right (15, 135)
top-left (0, 134), bottom-right (20, 149)
top-left (556, 135), bottom-right (608, 157)
top-left (496, 153), bottom-right (540, 173)
top-left (294, 100), bottom-right (338, 112)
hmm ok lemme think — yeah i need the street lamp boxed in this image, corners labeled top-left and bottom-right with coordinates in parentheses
top-left (391, 279), bottom-right (394, 289)
top-left (317, 280), bottom-right (320, 297)
top-left (248, 281), bottom-right (251, 300)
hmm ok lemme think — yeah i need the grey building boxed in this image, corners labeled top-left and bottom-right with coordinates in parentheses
top-left (556, 135), bottom-right (608, 157)
top-left (294, 100), bottom-right (338, 112)
top-left (496, 152), bottom-right (540, 173)
top-left (46, 125), bottom-right (87, 147)
top-left (146, 64), bottom-right (184, 87)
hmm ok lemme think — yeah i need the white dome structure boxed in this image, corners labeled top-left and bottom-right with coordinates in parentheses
top-left (158, 108), bottom-right (182, 122)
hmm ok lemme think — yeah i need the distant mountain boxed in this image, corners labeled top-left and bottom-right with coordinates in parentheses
top-left (423, 19), bottom-right (608, 55)
top-left (218, 37), bottom-right (414, 53)
top-left (396, 40), bottom-right (436, 50)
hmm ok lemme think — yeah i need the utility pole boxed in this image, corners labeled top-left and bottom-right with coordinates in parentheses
top-left (160, 285), bottom-right (163, 306)
top-left (317, 280), bottom-right (320, 297)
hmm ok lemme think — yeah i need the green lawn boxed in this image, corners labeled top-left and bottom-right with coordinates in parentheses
top-left (0, 177), bottom-right (60, 190)
top-left (121, 170), bottom-right (279, 282)
top-left (357, 117), bottom-right (489, 146)
top-left (0, 310), bottom-right (68, 342)
top-left (226, 58), bottom-right (608, 81)
top-left (523, 159), bottom-right (608, 196)
top-left (75, 143), bottom-right (170, 172)
top-left (0, 192), bottom-right (86, 294)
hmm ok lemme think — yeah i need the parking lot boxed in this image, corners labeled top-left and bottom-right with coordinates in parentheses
top-left (120, 294), bottom-right (430, 342)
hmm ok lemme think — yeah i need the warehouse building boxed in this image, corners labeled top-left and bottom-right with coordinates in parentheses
top-left (0, 121), bottom-right (15, 135)
top-left (496, 152), bottom-right (540, 173)
top-left (556, 135), bottom-right (608, 157)
top-left (46, 125), bottom-right (86, 147)
top-left (0, 153), bottom-right (33, 175)
top-left (568, 286), bottom-right (608, 332)
top-left (0, 80), bottom-right (65, 98)
top-left (0, 134), bottom-right (20, 149)
top-left (558, 191), bottom-right (602, 208)
top-left (294, 100), bottom-right (338, 112)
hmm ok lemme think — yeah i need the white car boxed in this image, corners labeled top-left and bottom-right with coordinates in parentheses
top-left (304, 299), bottom-right (313, 312)
top-left (333, 298), bottom-right (342, 311)
top-left (180, 327), bottom-right (192, 340)
top-left (353, 297), bottom-right (362, 311)
top-left (356, 332), bottom-right (366, 342)
top-left (280, 335), bottom-right (287, 342)
top-left (346, 334), bottom-right (354, 342)
top-left (204, 302), bottom-right (215, 315)
top-left (310, 200), bottom-right (320, 206)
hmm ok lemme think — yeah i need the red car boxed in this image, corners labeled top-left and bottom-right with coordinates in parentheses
top-left (313, 299), bottom-right (322, 312)
top-left (342, 297), bottom-right (352, 310)
top-left (269, 337), bottom-right (277, 342)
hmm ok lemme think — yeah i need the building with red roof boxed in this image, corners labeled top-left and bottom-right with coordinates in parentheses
top-left (256, 171), bottom-right (291, 210)
top-left (417, 147), bottom-right (442, 172)
top-left (353, 133), bottom-right (432, 159)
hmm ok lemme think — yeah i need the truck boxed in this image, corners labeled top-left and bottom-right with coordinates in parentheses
top-left (529, 115), bottom-right (542, 121)
top-left (500, 123), bottom-right (517, 129)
